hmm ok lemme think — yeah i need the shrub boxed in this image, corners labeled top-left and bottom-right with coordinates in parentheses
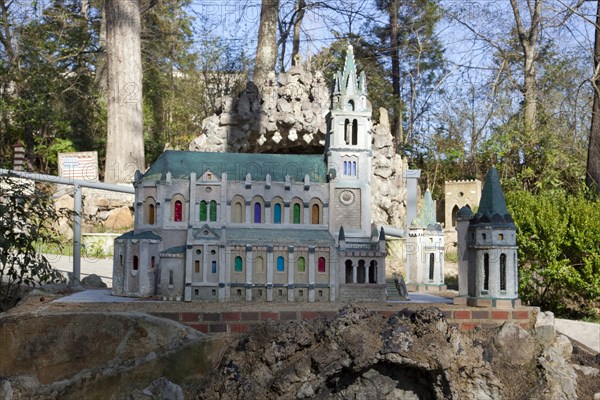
top-left (506, 190), bottom-right (600, 318)
top-left (0, 174), bottom-right (65, 311)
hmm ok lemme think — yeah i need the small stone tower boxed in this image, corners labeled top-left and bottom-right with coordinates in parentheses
top-left (407, 190), bottom-right (446, 292)
top-left (327, 44), bottom-right (373, 239)
top-left (456, 167), bottom-right (520, 307)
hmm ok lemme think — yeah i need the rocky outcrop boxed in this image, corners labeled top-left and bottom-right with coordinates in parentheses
top-left (53, 188), bottom-right (134, 235)
top-left (195, 306), bottom-right (502, 399)
top-left (371, 108), bottom-right (407, 226)
top-left (0, 311), bottom-right (223, 400)
top-left (189, 63), bottom-right (407, 227)
top-left (189, 63), bottom-right (329, 155)
top-left (192, 306), bottom-right (583, 400)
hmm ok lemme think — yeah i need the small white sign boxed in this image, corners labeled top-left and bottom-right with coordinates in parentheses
top-left (58, 151), bottom-right (99, 182)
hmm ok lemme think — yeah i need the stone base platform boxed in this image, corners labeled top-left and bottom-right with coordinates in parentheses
top-left (406, 283), bottom-right (447, 293)
top-left (453, 296), bottom-right (522, 308)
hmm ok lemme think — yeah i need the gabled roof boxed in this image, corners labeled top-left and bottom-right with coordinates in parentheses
top-left (471, 167), bottom-right (515, 226)
top-left (142, 151), bottom-right (327, 183)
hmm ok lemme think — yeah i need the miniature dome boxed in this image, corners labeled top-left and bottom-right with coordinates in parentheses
top-left (457, 206), bottom-right (473, 219)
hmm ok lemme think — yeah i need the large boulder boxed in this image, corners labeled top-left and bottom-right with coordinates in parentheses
top-left (0, 311), bottom-right (224, 399)
top-left (80, 274), bottom-right (107, 289)
top-left (103, 206), bottom-right (134, 230)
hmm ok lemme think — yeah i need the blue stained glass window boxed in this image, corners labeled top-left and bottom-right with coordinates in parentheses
top-left (276, 256), bottom-right (285, 272)
top-left (274, 203), bottom-right (282, 224)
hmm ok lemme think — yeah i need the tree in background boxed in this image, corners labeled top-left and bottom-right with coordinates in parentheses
top-left (373, 0), bottom-right (447, 149)
top-left (254, 0), bottom-right (280, 84)
top-left (587, 0), bottom-right (600, 193)
top-left (104, 0), bottom-right (145, 183)
top-left (0, 0), bottom-right (103, 171)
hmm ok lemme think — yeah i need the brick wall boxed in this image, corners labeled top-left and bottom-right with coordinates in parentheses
top-left (150, 306), bottom-right (536, 335)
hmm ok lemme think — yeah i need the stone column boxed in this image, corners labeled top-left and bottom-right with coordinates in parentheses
top-left (202, 243), bottom-right (208, 283)
top-left (184, 245), bottom-right (193, 301)
top-left (308, 247), bottom-right (315, 302)
top-left (245, 245), bottom-right (253, 301)
top-left (288, 246), bottom-right (295, 301)
top-left (189, 172), bottom-right (196, 223)
top-left (218, 245), bottom-right (226, 301)
top-left (267, 246), bottom-right (274, 301)
top-left (403, 169), bottom-right (421, 283)
top-left (224, 248), bottom-right (231, 301)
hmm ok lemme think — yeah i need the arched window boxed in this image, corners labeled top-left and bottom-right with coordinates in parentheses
top-left (133, 256), bottom-right (139, 271)
top-left (318, 257), bottom-right (326, 273)
top-left (351, 119), bottom-right (358, 145)
top-left (212, 260), bottom-right (217, 274)
top-left (253, 202), bottom-right (262, 223)
top-left (344, 118), bottom-right (350, 144)
top-left (483, 253), bottom-right (489, 291)
top-left (451, 205), bottom-right (460, 227)
top-left (351, 161), bottom-right (357, 176)
top-left (234, 256), bottom-right (243, 272)
top-left (276, 256), bottom-right (285, 272)
top-left (273, 203), bottom-right (282, 224)
top-left (293, 203), bottom-right (301, 224)
top-left (255, 256), bottom-right (264, 273)
top-left (369, 260), bottom-right (377, 283)
top-left (347, 100), bottom-right (354, 111)
top-left (200, 200), bottom-right (208, 221)
top-left (297, 257), bottom-right (306, 273)
top-left (174, 200), bottom-right (183, 222)
top-left (147, 203), bottom-right (155, 225)
top-left (209, 200), bottom-right (217, 221)
top-left (357, 259), bottom-right (366, 283)
top-left (429, 253), bottom-right (435, 280)
top-left (232, 201), bottom-right (243, 223)
top-left (151, 256), bottom-right (155, 271)
top-left (311, 204), bottom-right (320, 224)
top-left (345, 260), bottom-right (353, 283)
top-left (500, 253), bottom-right (507, 291)
top-left (343, 161), bottom-right (348, 175)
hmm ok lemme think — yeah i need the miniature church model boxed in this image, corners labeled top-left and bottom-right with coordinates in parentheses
top-left (454, 167), bottom-right (520, 308)
top-left (112, 45), bottom-right (387, 302)
top-left (406, 190), bottom-right (446, 292)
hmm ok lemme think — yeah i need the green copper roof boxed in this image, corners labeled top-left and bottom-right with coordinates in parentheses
top-left (143, 151), bottom-right (327, 183)
top-left (116, 230), bottom-right (162, 241)
top-left (472, 167), bottom-right (514, 226)
top-left (412, 190), bottom-right (440, 230)
top-left (226, 227), bottom-right (335, 246)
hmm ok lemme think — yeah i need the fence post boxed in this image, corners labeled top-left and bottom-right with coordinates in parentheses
top-left (73, 184), bottom-right (82, 282)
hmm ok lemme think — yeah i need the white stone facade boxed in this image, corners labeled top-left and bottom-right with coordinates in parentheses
top-left (112, 46), bottom-right (387, 302)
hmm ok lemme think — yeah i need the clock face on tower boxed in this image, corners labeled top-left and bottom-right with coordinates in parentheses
top-left (339, 190), bottom-right (355, 205)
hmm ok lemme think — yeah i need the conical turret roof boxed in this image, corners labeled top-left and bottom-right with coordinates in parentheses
top-left (471, 167), bottom-right (515, 226)
top-left (412, 190), bottom-right (441, 231)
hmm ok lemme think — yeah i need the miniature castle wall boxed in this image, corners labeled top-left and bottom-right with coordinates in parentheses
top-left (444, 180), bottom-right (481, 228)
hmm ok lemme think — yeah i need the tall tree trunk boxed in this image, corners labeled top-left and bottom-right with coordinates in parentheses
top-left (389, 0), bottom-right (402, 146)
top-left (291, 0), bottom-right (305, 65)
top-left (254, 0), bottom-right (279, 85)
top-left (104, 0), bottom-right (145, 183)
top-left (587, 0), bottom-right (600, 192)
top-left (96, 3), bottom-right (108, 97)
top-left (510, 0), bottom-right (541, 136)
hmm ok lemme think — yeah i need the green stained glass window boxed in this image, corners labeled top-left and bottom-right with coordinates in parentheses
top-left (234, 256), bottom-right (243, 272)
top-left (209, 200), bottom-right (217, 221)
top-left (200, 200), bottom-right (207, 221)
top-left (293, 203), bottom-right (301, 224)
top-left (297, 257), bottom-right (306, 273)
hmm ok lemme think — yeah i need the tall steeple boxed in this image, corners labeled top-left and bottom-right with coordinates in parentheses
top-left (332, 45), bottom-right (369, 112)
top-left (412, 189), bottom-right (440, 229)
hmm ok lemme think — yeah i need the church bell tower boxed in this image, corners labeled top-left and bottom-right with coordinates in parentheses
top-left (327, 44), bottom-right (373, 238)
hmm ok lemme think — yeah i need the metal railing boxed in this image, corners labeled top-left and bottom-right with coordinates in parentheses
top-left (0, 168), bottom-right (135, 281)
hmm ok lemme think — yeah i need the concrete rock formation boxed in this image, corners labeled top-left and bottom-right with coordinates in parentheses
top-left (0, 311), bottom-right (223, 399)
top-left (189, 63), bottom-right (406, 227)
